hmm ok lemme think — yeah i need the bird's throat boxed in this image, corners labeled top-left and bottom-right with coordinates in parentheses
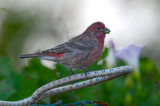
top-left (97, 34), bottom-right (105, 44)
top-left (97, 35), bottom-right (105, 51)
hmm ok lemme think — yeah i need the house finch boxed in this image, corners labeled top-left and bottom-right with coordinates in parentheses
top-left (18, 22), bottom-right (110, 74)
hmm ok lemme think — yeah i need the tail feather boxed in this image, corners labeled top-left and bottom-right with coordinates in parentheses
top-left (18, 53), bottom-right (42, 58)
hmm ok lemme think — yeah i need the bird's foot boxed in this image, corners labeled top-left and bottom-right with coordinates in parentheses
top-left (80, 68), bottom-right (91, 79)
top-left (69, 69), bottom-right (75, 76)
top-left (69, 69), bottom-right (77, 84)
top-left (69, 73), bottom-right (75, 76)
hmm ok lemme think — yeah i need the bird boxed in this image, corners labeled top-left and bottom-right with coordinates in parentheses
top-left (18, 22), bottom-right (110, 75)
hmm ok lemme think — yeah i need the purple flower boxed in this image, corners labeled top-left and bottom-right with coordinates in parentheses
top-left (115, 44), bottom-right (144, 70)
top-left (113, 43), bottom-right (143, 89)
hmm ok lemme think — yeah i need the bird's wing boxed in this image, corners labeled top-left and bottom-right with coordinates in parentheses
top-left (42, 39), bottom-right (97, 54)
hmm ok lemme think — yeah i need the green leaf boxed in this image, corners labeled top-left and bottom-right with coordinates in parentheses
top-left (0, 57), bottom-right (21, 100)
top-left (0, 75), bottom-right (5, 81)
top-left (0, 80), bottom-right (16, 100)
top-left (7, 75), bottom-right (38, 101)
top-left (23, 58), bottom-right (57, 87)
top-left (99, 47), bottom-right (108, 60)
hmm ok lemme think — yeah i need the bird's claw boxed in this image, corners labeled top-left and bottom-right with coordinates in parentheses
top-left (85, 72), bottom-right (89, 79)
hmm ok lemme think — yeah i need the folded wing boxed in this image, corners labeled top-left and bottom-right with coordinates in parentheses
top-left (42, 39), bottom-right (97, 54)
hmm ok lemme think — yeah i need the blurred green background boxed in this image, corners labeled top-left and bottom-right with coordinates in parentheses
top-left (0, 0), bottom-right (160, 105)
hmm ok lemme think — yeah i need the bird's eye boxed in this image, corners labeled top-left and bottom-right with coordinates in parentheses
top-left (97, 27), bottom-right (101, 30)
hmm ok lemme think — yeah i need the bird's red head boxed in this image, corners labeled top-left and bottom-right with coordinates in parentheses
top-left (84, 22), bottom-right (110, 38)
top-left (82, 22), bottom-right (110, 51)
top-left (89, 22), bottom-right (106, 30)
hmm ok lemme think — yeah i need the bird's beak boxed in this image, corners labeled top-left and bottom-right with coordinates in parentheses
top-left (103, 28), bottom-right (111, 34)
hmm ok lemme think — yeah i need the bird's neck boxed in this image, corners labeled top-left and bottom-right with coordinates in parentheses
top-left (96, 34), bottom-right (105, 51)
top-left (97, 34), bottom-right (105, 44)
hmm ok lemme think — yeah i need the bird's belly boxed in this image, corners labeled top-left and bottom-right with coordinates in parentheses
top-left (57, 50), bottom-right (88, 68)
top-left (82, 49), bottom-right (102, 67)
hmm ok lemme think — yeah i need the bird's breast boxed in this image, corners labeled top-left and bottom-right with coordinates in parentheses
top-left (81, 42), bottom-right (104, 68)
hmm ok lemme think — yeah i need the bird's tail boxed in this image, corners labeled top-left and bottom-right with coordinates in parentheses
top-left (18, 53), bottom-right (43, 58)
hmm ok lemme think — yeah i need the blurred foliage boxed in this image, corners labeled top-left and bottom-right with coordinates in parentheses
top-left (0, 10), bottom-right (38, 57)
top-left (0, 9), bottom-right (41, 72)
top-left (0, 48), bottom-right (160, 106)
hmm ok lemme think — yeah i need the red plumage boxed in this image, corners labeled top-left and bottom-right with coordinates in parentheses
top-left (47, 52), bottom-right (64, 57)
